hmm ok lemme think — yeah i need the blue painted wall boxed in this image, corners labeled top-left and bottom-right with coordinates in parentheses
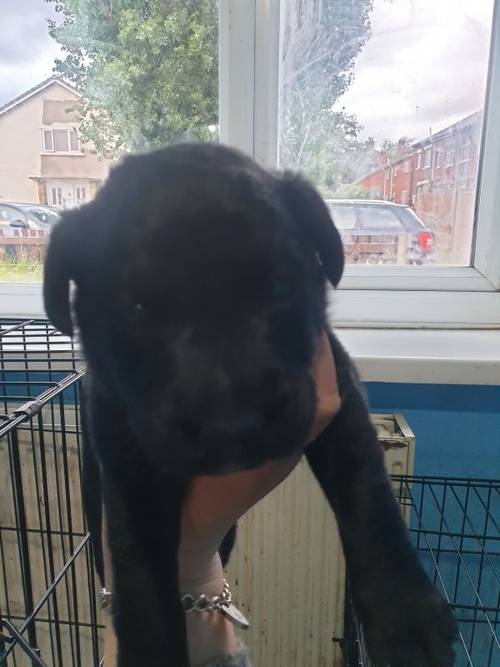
top-left (366, 383), bottom-right (500, 479)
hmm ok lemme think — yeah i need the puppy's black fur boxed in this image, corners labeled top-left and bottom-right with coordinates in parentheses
top-left (44, 143), bottom-right (457, 666)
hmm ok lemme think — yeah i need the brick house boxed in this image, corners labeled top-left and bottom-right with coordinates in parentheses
top-left (357, 111), bottom-right (482, 206)
top-left (0, 77), bottom-right (112, 209)
top-left (356, 112), bottom-right (483, 263)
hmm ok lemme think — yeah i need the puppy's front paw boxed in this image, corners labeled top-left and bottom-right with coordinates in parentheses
top-left (359, 584), bottom-right (458, 667)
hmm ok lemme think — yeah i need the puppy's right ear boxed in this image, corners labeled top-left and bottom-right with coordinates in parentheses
top-left (43, 212), bottom-right (84, 337)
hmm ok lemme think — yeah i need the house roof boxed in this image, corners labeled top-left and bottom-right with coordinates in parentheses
top-left (412, 110), bottom-right (482, 147)
top-left (0, 76), bottom-right (80, 118)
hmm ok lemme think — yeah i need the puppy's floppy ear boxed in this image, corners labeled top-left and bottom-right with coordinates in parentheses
top-left (43, 211), bottom-right (85, 337)
top-left (279, 172), bottom-right (345, 287)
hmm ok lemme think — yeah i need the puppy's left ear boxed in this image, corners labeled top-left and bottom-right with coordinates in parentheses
top-left (279, 172), bottom-right (344, 287)
top-left (43, 211), bottom-right (85, 337)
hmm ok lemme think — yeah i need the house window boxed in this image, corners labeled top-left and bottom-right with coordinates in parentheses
top-left (416, 151), bottom-right (422, 169)
top-left (403, 160), bottom-right (410, 173)
top-left (69, 130), bottom-right (79, 152)
top-left (51, 187), bottom-right (63, 207)
top-left (42, 130), bottom-right (54, 152)
top-left (75, 186), bottom-right (87, 203)
top-left (434, 151), bottom-right (442, 168)
top-left (401, 190), bottom-right (408, 204)
top-left (416, 181), bottom-right (430, 195)
top-left (423, 148), bottom-right (432, 168)
top-left (445, 150), bottom-right (455, 166)
top-left (459, 143), bottom-right (470, 162)
top-left (42, 128), bottom-right (81, 153)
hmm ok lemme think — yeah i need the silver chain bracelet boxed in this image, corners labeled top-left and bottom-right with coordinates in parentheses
top-left (181, 579), bottom-right (249, 630)
top-left (181, 578), bottom-right (232, 613)
top-left (100, 579), bottom-right (249, 629)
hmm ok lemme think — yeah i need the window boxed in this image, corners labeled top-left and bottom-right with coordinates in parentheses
top-left (401, 190), bottom-right (408, 204)
top-left (416, 181), bottom-right (430, 195)
top-left (75, 186), bottom-right (87, 203)
top-left (51, 187), bottom-right (62, 207)
top-left (1, 0), bottom-right (499, 328)
top-left (42, 128), bottom-right (81, 153)
top-left (42, 130), bottom-right (54, 152)
top-left (459, 143), bottom-right (470, 162)
top-left (277, 1), bottom-right (494, 272)
top-left (69, 130), bottom-right (79, 152)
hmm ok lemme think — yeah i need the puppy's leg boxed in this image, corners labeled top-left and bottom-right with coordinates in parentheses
top-left (87, 383), bottom-right (189, 667)
top-left (306, 334), bottom-right (457, 667)
top-left (81, 386), bottom-right (104, 585)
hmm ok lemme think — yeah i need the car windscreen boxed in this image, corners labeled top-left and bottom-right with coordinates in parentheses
top-left (22, 207), bottom-right (60, 226)
top-left (328, 203), bottom-right (405, 233)
top-left (355, 206), bottom-right (404, 232)
top-left (327, 204), bottom-right (359, 230)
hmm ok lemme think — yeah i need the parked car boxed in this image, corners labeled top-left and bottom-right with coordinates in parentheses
top-left (325, 199), bottom-right (433, 265)
top-left (0, 202), bottom-right (60, 231)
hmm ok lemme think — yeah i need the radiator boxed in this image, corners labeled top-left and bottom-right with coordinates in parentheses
top-left (226, 413), bottom-right (415, 667)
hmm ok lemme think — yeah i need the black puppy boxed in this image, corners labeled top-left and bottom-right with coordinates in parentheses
top-left (44, 143), bottom-right (457, 666)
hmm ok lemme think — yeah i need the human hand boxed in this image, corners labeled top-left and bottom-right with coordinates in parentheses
top-left (179, 330), bottom-right (340, 665)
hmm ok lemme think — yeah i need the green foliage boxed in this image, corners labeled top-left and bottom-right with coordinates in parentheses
top-left (46, 0), bottom-right (377, 195)
top-left (46, 0), bottom-right (218, 156)
top-left (0, 258), bottom-right (43, 282)
top-left (279, 0), bottom-right (373, 190)
top-left (331, 183), bottom-right (382, 200)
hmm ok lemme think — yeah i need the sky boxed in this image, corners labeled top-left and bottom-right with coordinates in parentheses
top-left (0, 0), bottom-right (495, 144)
top-left (335, 0), bottom-right (494, 142)
top-left (0, 0), bottom-right (62, 105)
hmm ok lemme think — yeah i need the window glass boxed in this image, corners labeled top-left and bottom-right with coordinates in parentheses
top-left (279, 0), bottom-right (495, 266)
top-left (53, 129), bottom-right (69, 152)
top-left (0, 0), bottom-right (219, 282)
top-left (43, 130), bottom-right (54, 151)
top-left (356, 206), bottom-right (404, 232)
top-left (69, 130), bottom-right (79, 152)
top-left (327, 204), bottom-right (358, 230)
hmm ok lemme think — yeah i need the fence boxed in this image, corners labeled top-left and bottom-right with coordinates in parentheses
top-left (0, 231), bottom-right (49, 264)
top-left (415, 190), bottom-right (475, 266)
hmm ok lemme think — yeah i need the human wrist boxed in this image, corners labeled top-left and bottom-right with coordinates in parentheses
top-left (179, 553), bottom-right (239, 666)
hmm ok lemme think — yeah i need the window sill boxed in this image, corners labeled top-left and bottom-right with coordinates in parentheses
top-left (336, 328), bottom-right (500, 386)
top-left (1, 284), bottom-right (499, 385)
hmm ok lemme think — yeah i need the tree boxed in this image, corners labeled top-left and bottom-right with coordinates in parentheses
top-left (46, 0), bottom-right (218, 157)
top-left (47, 0), bottom-right (373, 173)
top-left (332, 183), bottom-right (382, 200)
top-left (279, 0), bottom-right (373, 190)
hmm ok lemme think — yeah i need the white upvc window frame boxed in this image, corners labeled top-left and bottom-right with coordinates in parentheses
top-left (220, 0), bottom-right (500, 329)
top-left (423, 147), bottom-right (432, 168)
top-left (41, 127), bottom-right (81, 155)
top-left (3, 0), bottom-right (500, 328)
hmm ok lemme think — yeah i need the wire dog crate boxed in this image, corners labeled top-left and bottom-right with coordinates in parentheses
top-left (343, 476), bottom-right (500, 667)
top-left (0, 318), bottom-right (102, 667)
top-left (0, 319), bottom-right (498, 667)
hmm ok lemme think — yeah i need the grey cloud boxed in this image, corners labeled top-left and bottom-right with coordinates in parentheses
top-left (338, 0), bottom-right (492, 143)
top-left (0, 0), bottom-right (61, 105)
